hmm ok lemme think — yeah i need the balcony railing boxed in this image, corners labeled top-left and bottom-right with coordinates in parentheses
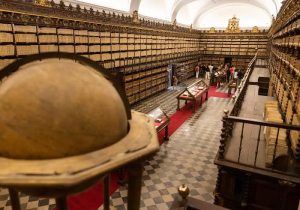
top-left (215, 52), bottom-right (300, 181)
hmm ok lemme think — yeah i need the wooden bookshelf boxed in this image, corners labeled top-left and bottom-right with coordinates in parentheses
top-left (0, 1), bottom-right (269, 106)
top-left (0, 8), bottom-right (201, 105)
top-left (198, 33), bottom-right (268, 70)
top-left (269, 9), bottom-right (300, 159)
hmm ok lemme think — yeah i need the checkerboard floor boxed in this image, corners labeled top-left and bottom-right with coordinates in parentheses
top-left (0, 77), bottom-right (230, 210)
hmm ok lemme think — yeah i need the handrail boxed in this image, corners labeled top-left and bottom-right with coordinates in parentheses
top-left (226, 116), bottom-right (300, 130)
top-left (217, 52), bottom-right (300, 177)
top-left (228, 52), bottom-right (258, 116)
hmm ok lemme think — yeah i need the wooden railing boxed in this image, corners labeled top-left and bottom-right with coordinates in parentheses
top-left (216, 53), bottom-right (300, 179)
top-left (228, 53), bottom-right (257, 117)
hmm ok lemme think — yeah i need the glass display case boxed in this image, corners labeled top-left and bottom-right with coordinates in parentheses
top-left (177, 79), bottom-right (209, 113)
top-left (147, 107), bottom-right (170, 141)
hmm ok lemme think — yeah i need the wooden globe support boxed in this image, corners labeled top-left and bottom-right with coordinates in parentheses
top-left (0, 53), bottom-right (160, 210)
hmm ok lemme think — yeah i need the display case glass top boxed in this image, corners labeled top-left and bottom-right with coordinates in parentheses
top-left (147, 107), bottom-right (169, 130)
top-left (180, 79), bottom-right (208, 98)
top-left (177, 79), bottom-right (209, 113)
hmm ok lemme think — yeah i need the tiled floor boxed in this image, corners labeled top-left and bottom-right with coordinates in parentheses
top-left (0, 78), bottom-right (230, 210)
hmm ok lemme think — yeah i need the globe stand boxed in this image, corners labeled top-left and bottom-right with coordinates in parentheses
top-left (0, 53), bottom-right (160, 210)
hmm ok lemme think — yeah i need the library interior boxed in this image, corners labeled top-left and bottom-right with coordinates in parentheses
top-left (0, 0), bottom-right (299, 210)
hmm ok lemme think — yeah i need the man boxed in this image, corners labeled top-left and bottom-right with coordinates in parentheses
top-left (195, 64), bottom-right (200, 79)
top-left (204, 65), bottom-right (209, 80)
top-left (208, 64), bottom-right (213, 81)
top-left (173, 75), bottom-right (178, 90)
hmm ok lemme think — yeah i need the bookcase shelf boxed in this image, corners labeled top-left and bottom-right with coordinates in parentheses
top-left (268, 2), bottom-right (300, 159)
top-left (0, 3), bottom-right (269, 106)
top-left (0, 11), bottom-right (201, 106)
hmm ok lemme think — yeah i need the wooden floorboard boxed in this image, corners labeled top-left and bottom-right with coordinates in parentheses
top-left (224, 67), bottom-right (275, 168)
top-left (249, 67), bottom-right (270, 83)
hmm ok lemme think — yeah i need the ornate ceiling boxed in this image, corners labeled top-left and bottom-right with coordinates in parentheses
top-left (63, 0), bottom-right (282, 29)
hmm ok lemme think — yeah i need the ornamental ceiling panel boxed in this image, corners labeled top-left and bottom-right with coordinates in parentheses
top-left (68, 0), bottom-right (282, 29)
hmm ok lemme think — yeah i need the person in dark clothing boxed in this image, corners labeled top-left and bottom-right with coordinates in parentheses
top-left (225, 64), bottom-right (230, 83)
top-left (210, 68), bottom-right (216, 85)
top-left (237, 69), bottom-right (244, 86)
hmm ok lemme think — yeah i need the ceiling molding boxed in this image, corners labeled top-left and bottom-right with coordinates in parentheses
top-left (192, 1), bottom-right (273, 25)
top-left (172, 0), bottom-right (276, 23)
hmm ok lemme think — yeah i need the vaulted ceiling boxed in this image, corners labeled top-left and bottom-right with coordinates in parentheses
top-left (65, 0), bottom-right (282, 29)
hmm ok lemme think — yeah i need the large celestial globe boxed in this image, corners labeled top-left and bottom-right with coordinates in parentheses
top-left (0, 59), bottom-right (128, 159)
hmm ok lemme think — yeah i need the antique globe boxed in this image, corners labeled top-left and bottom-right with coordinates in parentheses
top-left (0, 58), bottom-right (128, 159)
top-left (0, 54), bottom-right (159, 210)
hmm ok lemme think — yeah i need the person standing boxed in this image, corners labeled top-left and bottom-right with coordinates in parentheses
top-left (205, 65), bottom-right (210, 80)
top-left (225, 64), bottom-right (230, 83)
top-left (173, 75), bottom-right (178, 90)
top-left (237, 69), bottom-right (244, 86)
top-left (195, 64), bottom-right (200, 79)
top-left (208, 64), bottom-right (213, 81)
top-left (229, 65), bottom-right (235, 80)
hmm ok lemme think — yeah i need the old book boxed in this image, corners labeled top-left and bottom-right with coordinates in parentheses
top-left (0, 45), bottom-right (14, 56)
top-left (75, 36), bottom-right (88, 44)
top-left (57, 28), bottom-right (73, 35)
top-left (15, 34), bottom-right (37, 43)
top-left (40, 45), bottom-right (58, 53)
top-left (120, 52), bottom-right (127, 59)
top-left (14, 25), bottom-right (36, 33)
top-left (111, 45), bottom-right (120, 51)
top-left (111, 37), bottom-right (119, 44)
top-left (127, 38), bottom-right (135, 44)
top-left (16, 45), bottom-right (38, 55)
top-left (59, 45), bottom-right (74, 53)
top-left (100, 45), bottom-right (110, 52)
top-left (88, 31), bottom-right (99, 37)
top-left (74, 30), bottom-right (88, 36)
top-left (89, 54), bottom-right (100, 62)
top-left (111, 53), bottom-right (119, 59)
top-left (101, 37), bottom-right (111, 44)
top-left (101, 53), bottom-right (111, 61)
top-left (0, 32), bottom-right (14, 43)
top-left (75, 45), bottom-right (88, 53)
top-left (58, 35), bottom-right (74, 43)
top-left (38, 27), bottom-right (56, 34)
top-left (39, 35), bottom-right (57, 43)
top-left (0, 23), bottom-right (12, 32)
top-left (103, 62), bottom-right (113, 69)
top-left (89, 45), bottom-right (100, 53)
top-left (89, 37), bottom-right (100, 44)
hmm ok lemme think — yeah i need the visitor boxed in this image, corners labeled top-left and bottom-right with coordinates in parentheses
top-left (173, 75), bottom-right (178, 90)
top-left (237, 69), bottom-right (244, 86)
top-left (208, 64), bottom-right (213, 81)
top-left (195, 64), bottom-right (200, 79)
top-left (229, 65), bottom-right (235, 80)
top-left (225, 64), bottom-right (230, 83)
top-left (205, 65), bottom-right (210, 80)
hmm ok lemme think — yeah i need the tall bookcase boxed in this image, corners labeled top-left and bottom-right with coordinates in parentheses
top-left (0, 6), bottom-right (201, 105)
top-left (269, 2), bottom-right (300, 159)
top-left (198, 32), bottom-right (268, 70)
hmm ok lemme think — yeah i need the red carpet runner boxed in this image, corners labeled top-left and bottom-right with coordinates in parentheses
top-left (61, 86), bottom-right (230, 210)
top-left (157, 85), bottom-right (229, 142)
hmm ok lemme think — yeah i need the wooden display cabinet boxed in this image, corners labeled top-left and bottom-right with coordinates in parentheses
top-left (147, 106), bottom-right (170, 141)
top-left (177, 79), bottom-right (209, 113)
